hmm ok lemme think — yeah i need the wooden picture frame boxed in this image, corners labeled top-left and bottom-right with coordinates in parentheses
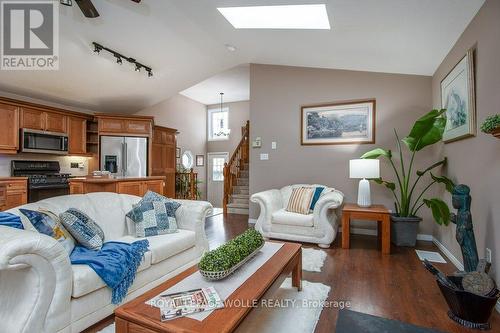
top-left (301, 99), bottom-right (376, 145)
top-left (196, 154), bottom-right (205, 167)
top-left (440, 48), bottom-right (476, 143)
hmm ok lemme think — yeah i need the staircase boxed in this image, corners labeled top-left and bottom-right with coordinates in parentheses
top-left (223, 121), bottom-right (249, 216)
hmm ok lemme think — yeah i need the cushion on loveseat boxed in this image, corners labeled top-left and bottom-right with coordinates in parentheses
top-left (71, 251), bottom-right (152, 298)
top-left (272, 208), bottom-right (314, 227)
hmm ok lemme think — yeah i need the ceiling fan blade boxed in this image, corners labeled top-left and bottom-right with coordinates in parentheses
top-left (131, 0), bottom-right (141, 2)
top-left (75, 0), bottom-right (99, 18)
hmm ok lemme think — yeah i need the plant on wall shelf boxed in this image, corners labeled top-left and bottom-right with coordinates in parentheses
top-left (480, 114), bottom-right (500, 138)
top-left (361, 109), bottom-right (456, 246)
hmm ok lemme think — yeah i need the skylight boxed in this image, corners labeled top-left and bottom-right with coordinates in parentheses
top-left (217, 4), bottom-right (330, 30)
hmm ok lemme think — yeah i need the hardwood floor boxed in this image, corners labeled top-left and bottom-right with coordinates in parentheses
top-left (83, 213), bottom-right (500, 333)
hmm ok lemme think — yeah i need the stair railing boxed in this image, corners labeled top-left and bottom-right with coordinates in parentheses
top-left (223, 120), bottom-right (249, 215)
top-left (175, 168), bottom-right (198, 200)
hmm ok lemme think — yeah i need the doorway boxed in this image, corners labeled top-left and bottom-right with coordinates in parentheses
top-left (207, 152), bottom-right (229, 208)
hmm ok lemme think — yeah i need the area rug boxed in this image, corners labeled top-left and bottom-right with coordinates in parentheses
top-left (302, 247), bottom-right (327, 272)
top-left (335, 309), bottom-right (446, 333)
top-left (97, 278), bottom-right (330, 333)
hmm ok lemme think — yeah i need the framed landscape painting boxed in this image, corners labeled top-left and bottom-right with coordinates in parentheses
top-left (301, 99), bottom-right (375, 145)
top-left (441, 48), bottom-right (476, 143)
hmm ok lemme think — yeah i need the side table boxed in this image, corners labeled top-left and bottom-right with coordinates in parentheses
top-left (341, 203), bottom-right (391, 254)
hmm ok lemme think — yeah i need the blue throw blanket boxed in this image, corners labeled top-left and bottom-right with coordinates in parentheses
top-left (70, 240), bottom-right (149, 304)
top-left (0, 212), bottom-right (24, 229)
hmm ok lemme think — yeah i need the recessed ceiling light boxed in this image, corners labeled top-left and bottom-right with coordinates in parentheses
top-left (217, 4), bottom-right (330, 30)
top-left (225, 44), bottom-right (237, 52)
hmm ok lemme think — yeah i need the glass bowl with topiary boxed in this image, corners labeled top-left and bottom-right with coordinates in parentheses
top-left (480, 114), bottom-right (500, 138)
top-left (198, 229), bottom-right (264, 280)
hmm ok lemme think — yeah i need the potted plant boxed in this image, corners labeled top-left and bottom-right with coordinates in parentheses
top-left (480, 114), bottom-right (500, 138)
top-left (361, 109), bottom-right (454, 246)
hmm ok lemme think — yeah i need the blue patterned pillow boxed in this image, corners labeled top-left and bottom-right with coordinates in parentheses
top-left (139, 190), bottom-right (172, 204)
top-left (19, 209), bottom-right (75, 254)
top-left (126, 200), bottom-right (180, 238)
top-left (309, 187), bottom-right (325, 210)
top-left (59, 208), bottom-right (104, 250)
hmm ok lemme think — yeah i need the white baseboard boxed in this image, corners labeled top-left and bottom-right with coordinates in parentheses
top-left (338, 227), bottom-right (432, 242)
top-left (248, 218), bottom-right (257, 224)
top-left (431, 237), bottom-right (464, 271)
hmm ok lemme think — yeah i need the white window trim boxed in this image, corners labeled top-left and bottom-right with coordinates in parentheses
top-left (208, 107), bottom-right (230, 141)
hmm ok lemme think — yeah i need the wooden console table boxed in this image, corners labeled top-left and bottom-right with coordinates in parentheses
top-left (342, 203), bottom-right (391, 254)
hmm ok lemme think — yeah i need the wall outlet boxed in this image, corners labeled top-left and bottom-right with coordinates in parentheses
top-left (271, 141), bottom-right (277, 150)
top-left (70, 162), bottom-right (79, 168)
top-left (260, 153), bottom-right (269, 160)
top-left (486, 248), bottom-right (492, 263)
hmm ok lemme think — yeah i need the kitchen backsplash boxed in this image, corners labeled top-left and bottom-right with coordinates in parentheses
top-left (0, 154), bottom-right (90, 177)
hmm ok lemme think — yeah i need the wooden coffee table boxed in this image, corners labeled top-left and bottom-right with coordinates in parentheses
top-left (114, 242), bottom-right (302, 333)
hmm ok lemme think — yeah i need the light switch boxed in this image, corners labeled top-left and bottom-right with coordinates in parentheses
top-left (271, 142), bottom-right (277, 150)
top-left (260, 153), bottom-right (269, 160)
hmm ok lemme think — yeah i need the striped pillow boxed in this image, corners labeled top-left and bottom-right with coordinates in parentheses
top-left (286, 187), bottom-right (315, 215)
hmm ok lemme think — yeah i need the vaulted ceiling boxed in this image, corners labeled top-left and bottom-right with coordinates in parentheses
top-left (0, 0), bottom-right (484, 112)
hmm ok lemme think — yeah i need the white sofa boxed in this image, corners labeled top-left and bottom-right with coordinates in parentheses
top-left (251, 184), bottom-right (344, 248)
top-left (0, 192), bottom-right (212, 333)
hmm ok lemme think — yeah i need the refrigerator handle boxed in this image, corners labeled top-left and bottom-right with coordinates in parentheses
top-left (123, 141), bottom-right (128, 176)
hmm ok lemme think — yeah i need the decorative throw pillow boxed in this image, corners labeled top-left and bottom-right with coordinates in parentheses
top-left (19, 208), bottom-right (76, 254)
top-left (126, 200), bottom-right (181, 238)
top-left (286, 187), bottom-right (315, 215)
top-left (309, 187), bottom-right (325, 210)
top-left (60, 208), bottom-right (104, 250)
top-left (0, 212), bottom-right (24, 230)
top-left (139, 190), bottom-right (172, 204)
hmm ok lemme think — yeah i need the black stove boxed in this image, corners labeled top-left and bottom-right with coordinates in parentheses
top-left (12, 160), bottom-right (71, 202)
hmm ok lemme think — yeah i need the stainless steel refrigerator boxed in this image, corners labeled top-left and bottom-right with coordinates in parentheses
top-left (100, 136), bottom-right (148, 177)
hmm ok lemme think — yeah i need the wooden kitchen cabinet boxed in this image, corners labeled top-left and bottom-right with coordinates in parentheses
top-left (117, 181), bottom-right (144, 197)
top-left (20, 107), bottom-right (68, 133)
top-left (95, 114), bottom-right (153, 137)
top-left (0, 178), bottom-right (28, 211)
top-left (0, 103), bottom-right (19, 154)
top-left (20, 107), bottom-right (45, 130)
top-left (151, 126), bottom-right (177, 198)
top-left (68, 117), bottom-right (87, 155)
top-left (69, 177), bottom-right (165, 197)
top-left (45, 112), bottom-right (67, 133)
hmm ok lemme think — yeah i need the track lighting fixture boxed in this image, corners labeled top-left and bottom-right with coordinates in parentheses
top-left (92, 42), bottom-right (153, 78)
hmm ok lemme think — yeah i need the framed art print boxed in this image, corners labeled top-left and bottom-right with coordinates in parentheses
top-left (301, 99), bottom-right (375, 145)
top-left (196, 154), bottom-right (205, 167)
top-left (441, 48), bottom-right (476, 143)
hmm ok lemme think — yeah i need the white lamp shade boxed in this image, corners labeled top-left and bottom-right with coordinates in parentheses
top-left (349, 159), bottom-right (380, 179)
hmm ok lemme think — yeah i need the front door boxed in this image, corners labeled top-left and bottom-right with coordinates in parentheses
top-left (207, 152), bottom-right (228, 208)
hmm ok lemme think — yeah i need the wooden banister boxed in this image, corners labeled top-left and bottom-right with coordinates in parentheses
top-left (223, 121), bottom-right (249, 215)
top-left (175, 168), bottom-right (198, 200)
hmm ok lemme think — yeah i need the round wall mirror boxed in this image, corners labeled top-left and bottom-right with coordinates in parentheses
top-left (181, 150), bottom-right (194, 169)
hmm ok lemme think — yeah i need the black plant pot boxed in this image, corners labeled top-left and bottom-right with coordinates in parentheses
top-left (437, 276), bottom-right (499, 330)
top-left (390, 214), bottom-right (422, 247)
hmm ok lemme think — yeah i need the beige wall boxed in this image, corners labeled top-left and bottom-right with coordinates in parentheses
top-left (431, 0), bottom-right (500, 279)
top-left (207, 100), bottom-right (249, 154)
top-left (249, 64), bottom-right (441, 234)
top-left (135, 94), bottom-right (207, 199)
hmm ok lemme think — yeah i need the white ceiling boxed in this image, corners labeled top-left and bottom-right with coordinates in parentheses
top-left (0, 0), bottom-right (484, 112)
top-left (180, 64), bottom-right (249, 105)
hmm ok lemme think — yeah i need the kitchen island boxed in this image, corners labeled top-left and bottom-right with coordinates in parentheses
top-left (69, 176), bottom-right (166, 197)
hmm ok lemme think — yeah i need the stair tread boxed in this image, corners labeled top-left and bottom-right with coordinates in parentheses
top-left (227, 202), bottom-right (249, 208)
top-left (231, 194), bottom-right (249, 198)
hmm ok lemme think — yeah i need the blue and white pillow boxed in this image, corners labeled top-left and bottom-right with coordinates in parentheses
top-left (59, 208), bottom-right (104, 250)
top-left (139, 190), bottom-right (172, 204)
top-left (126, 200), bottom-right (180, 238)
top-left (19, 208), bottom-right (75, 254)
top-left (0, 212), bottom-right (24, 230)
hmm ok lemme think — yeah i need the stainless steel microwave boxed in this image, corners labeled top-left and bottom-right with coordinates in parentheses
top-left (21, 129), bottom-right (68, 155)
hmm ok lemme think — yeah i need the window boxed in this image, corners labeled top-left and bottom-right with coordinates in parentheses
top-left (208, 107), bottom-right (230, 141)
top-left (212, 157), bottom-right (226, 181)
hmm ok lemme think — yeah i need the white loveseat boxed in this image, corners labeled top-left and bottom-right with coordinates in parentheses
top-left (0, 192), bottom-right (212, 333)
top-left (251, 184), bottom-right (344, 248)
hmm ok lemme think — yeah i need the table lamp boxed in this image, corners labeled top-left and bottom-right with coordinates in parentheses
top-left (349, 159), bottom-right (380, 207)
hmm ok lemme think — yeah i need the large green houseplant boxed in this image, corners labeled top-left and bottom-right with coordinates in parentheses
top-left (361, 109), bottom-right (455, 246)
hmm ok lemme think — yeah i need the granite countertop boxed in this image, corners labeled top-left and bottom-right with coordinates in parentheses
top-left (69, 176), bottom-right (166, 183)
top-left (0, 177), bottom-right (29, 181)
